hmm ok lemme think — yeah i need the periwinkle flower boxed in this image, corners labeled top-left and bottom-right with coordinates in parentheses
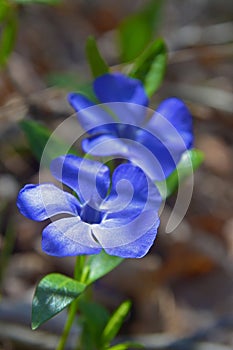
top-left (69, 73), bottom-right (193, 181)
top-left (17, 155), bottom-right (161, 258)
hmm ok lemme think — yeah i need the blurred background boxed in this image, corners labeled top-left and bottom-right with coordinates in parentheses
top-left (0, 0), bottom-right (233, 349)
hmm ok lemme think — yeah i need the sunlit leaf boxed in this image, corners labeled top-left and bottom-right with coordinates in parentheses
top-left (102, 300), bottom-right (131, 347)
top-left (156, 149), bottom-right (204, 199)
top-left (32, 273), bottom-right (86, 330)
top-left (118, 0), bottom-right (163, 62)
top-left (108, 342), bottom-right (144, 350)
top-left (130, 38), bottom-right (167, 96)
top-left (86, 36), bottom-right (109, 78)
top-left (83, 250), bottom-right (123, 285)
top-left (20, 120), bottom-right (78, 166)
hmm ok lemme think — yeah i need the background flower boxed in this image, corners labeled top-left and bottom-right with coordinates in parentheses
top-left (17, 155), bottom-right (161, 258)
top-left (69, 73), bottom-right (193, 181)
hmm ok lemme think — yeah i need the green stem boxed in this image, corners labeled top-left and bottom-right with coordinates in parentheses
top-left (56, 298), bottom-right (79, 350)
top-left (74, 255), bottom-right (85, 280)
top-left (56, 256), bottom-right (84, 350)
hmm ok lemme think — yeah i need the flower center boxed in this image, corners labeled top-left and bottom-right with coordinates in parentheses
top-left (80, 203), bottom-right (103, 224)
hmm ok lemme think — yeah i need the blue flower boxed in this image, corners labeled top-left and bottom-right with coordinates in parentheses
top-left (69, 73), bottom-right (193, 181)
top-left (17, 155), bottom-right (161, 258)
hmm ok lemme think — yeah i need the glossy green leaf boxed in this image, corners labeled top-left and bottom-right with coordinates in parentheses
top-left (118, 0), bottom-right (163, 62)
top-left (12, 0), bottom-right (61, 5)
top-left (0, 9), bottom-right (17, 67)
top-left (156, 149), bottom-right (204, 199)
top-left (102, 300), bottom-right (131, 347)
top-left (79, 300), bottom-right (110, 349)
top-left (86, 36), bottom-right (109, 78)
top-left (20, 120), bottom-right (77, 166)
top-left (130, 38), bottom-right (167, 96)
top-left (108, 342), bottom-right (144, 350)
top-left (83, 250), bottom-right (123, 285)
top-left (32, 273), bottom-right (86, 330)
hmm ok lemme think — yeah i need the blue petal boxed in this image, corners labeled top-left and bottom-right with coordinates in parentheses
top-left (68, 93), bottom-right (94, 112)
top-left (96, 102), bottom-right (147, 126)
top-left (42, 217), bottom-right (101, 257)
top-left (93, 210), bottom-right (159, 258)
top-left (131, 97), bottom-right (193, 181)
top-left (69, 95), bottom-right (115, 133)
top-left (104, 220), bottom-right (160, 258)
top-left (50, 155), bottom-right (110, 203)
top-left (147, 97), bottom-right (193, 149)
top-left (82, 122), bottom-right (144, 157)
top-left (133, 129), bottom-right (180, 180)
top-left (94, 73), bottom-right (149, 106)
top-left (110, 163), bottom-right (149, 198)
top-left (79, 103), bottom-right (146, 137)
top-left (82, 134), bottom-right (129, 156)
top-left (103, 163), bottom-right (162, 218)
top-left (17, 184), bottom-right (80, 221)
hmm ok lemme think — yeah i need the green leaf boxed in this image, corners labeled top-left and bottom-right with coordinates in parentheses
top-left (12, 0), bottom-right (61, 5)
top-left (0, 1), bottom-right (9, 22)
top-left (102, 300), bottom-right (131, 347)
top-left (20, 120), bottom-right (78, 166)
top-left (32, 273), bottom-right (86, 330)
top-left (79, 300), bottom-right (110, 349)
top-left (118, 0), bottom-right (163, 62)
top-left (156, 149), bottom-right (204, 199)
top-left (108, 342), bottom-right (144, 350)
top-left (130, 38), bottom-right (167, 96)
top-left (86, 36), bottom-right (109, 78)
top-left (0, 8), bottom-right (17, 67)
top-left (83, 250), bottom-right (123, 285)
